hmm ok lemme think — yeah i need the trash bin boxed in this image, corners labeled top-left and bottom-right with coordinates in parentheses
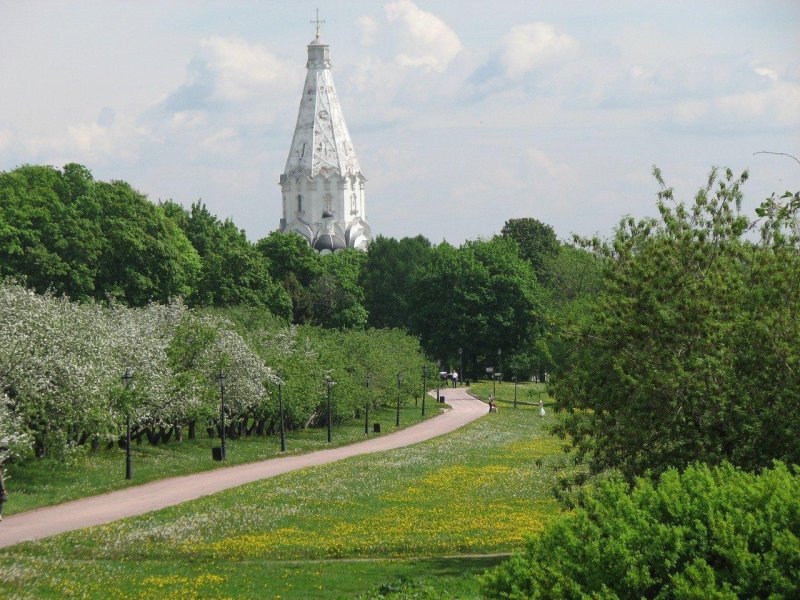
top-left (212, 446), bottom-right (224, 461)
top-left (465, 379), bottom-right (470, 386)
top-left (373, 423), bottom-right (381, 433)
top-left (439, 395), bottom-right (445, 402)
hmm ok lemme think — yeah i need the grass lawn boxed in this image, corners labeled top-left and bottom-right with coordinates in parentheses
top-left (3, 403), bottom-right (441, 516)
top-left (1, 385), bottom-right (574, 598)
top-left (469, 380), bottom-right (551, 408)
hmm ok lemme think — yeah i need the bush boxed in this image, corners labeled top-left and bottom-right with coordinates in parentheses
top-left (481, 462), bottom-right (800, 599)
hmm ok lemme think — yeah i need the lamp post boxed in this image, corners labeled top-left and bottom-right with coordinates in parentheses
top-left (364, 374), bottom-right (371, 435)
top-left (436, 360), bottom-right (441, 405)
top-left (497, 348), bottom-right (502, 382)
top-left (325, 376), bottom-right (335, 443)
top-left (493, 371), bottom-right (497, 399)
top-left (122, 369), bottom-right (133, 480)
top-left (218, 371), bottom-right (227, 460)
top-left (278, 380), bottom-right (286, 452)
top-left (396, 372), bottom-right (402, 426)
top-left (513, 375), bottom-right (518, 409)
top-left (458, 347), bottom-right (463, 385)
top-left (422, 365), bottom-right (428, 416)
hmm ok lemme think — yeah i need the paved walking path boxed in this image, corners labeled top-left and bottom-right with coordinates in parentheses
top-left (0, 387), bottom-right (485, 548)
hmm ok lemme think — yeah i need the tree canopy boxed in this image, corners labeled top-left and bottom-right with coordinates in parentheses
top-left (551, 168), bottom-right (800, 479)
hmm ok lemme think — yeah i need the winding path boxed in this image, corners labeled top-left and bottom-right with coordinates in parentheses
top-left (0, 387), bottom-right (485, 548)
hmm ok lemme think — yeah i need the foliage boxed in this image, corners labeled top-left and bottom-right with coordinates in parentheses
top-left (551, 168), bottom-right (800, 478)
top-left (412, 236), bottom-right (546, 378)
top-left (481, 461), bottom-right (800, 599)
top-left (362, 235), bottom-right (433, 329)
top-left (167, 201), bottom-right (291, 317)
top-left (309, 249), bottom-right (369, 329)
top-left (501, 218), bottom-right (559, 281)
top-left (0, 281), bottom-right (429, 464)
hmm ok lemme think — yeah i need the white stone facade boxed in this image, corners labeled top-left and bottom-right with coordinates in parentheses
top-left (279, 35), bottom-right (372, 252)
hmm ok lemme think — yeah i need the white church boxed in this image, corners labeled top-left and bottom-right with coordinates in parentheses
top-left (278, 22), bottom-right (372, 253)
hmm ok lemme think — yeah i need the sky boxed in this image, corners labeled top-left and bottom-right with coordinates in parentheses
top-left (1, 0), bottom-right (799, 245)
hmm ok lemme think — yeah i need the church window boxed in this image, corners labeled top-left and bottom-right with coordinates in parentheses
top-left (324, 193), bottom-right (332, 212)
top-left (351, 194), bottom-right (357, 213)
top-left (297, 194), bottom-right (302, 212)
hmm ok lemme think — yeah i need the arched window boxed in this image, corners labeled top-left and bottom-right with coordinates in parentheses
top-left (297, 194), bottom-right (302, 212)
top-left (351, 193), bottom-right (357, 213)
top-left (324, 193), bottom-right (332, 212)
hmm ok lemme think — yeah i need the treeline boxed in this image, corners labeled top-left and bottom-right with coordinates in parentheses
top-left (0, 280), bottom-right (429, 466)
top-left (0, 163), bottom-right (601, 380)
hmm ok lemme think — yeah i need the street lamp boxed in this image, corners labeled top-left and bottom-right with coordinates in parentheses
top-left (325, 376), bottom-right (335, 443)
top-left (122, 369), bottom-right (133, 480)
top-left (436, 360), bottom-right (441, 405)
top-left (513, 375), bottom-right (518, 409)
top-left (422, 365), bottom-right (428, 416)
top-left (364, 374), bottom-right (372, 435)
top-left (218, 371), bottom-right (227, 460)
top-left (497, 349), bottom-right (502, 382)
top-left (458, 347), bottom-right (463, 385)
top-left (278, 379), bottom-right (286, 452)
top-left (396, 372), bottom-right (403, 426)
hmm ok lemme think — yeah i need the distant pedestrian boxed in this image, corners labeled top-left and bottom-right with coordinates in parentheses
top-left (451, 372), bottom-right (458, 388)
top-left (539, 399), bottom-right (546, 417)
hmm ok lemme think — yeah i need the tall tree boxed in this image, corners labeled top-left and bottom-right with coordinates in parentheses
top-left (362, 235), bottom-right (432, 329)
top-left (501, 217), bottom-right (559, 281)
top-left (552, 168), bottom-right (800, 479)
top-left (167, 202), bottom-right (291, 319)
top-left (0, 164), bottom-right (103, 299)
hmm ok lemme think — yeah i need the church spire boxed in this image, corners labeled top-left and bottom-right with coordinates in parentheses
top-left (278, 23), bottom-right (372, 252)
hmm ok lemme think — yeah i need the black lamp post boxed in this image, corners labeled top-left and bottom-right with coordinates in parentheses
top-left (498, 348), bottom-right (502, 381)
top-left (436, 360), bottom-right (441, 405)
top-left (458, 347), bottom-right (463, 385)
top-left (218, 371), bottom-right (227, 460)
top-left (422, 365), bottom-right (428, 416)
top-left (513, 375), bottom-right (518, 409)
top-left (396, 372), bottom-right (402, 426)
top-left (325, 376), bottom-right (335, 443)
top-left (364, 374), bottom-right (372, 435)
top-left (278, 380), bottom-right (286, 452)
top-left (122, 369), bottom-right (133, 480)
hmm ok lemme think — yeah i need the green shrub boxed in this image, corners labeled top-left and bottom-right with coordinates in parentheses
top-left (481, 462), bottom-right (800, 599)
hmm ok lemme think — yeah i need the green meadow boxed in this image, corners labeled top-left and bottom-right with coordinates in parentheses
top-left (0, 383), bottom-right (571, 598)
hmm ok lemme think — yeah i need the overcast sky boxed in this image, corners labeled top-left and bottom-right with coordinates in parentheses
top-left (1, 1), bottom-right (799, 244)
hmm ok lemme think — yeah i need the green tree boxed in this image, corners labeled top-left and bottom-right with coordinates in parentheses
top-left (168, 202), bottom-right (291, 319)
top-left (94, 181), bottom-right (200, 306)
top-left (552, 168), bottom-right (800, 478)
top-left (0, 164), bottom-right (103, 299)
top-left (482, 462), bottom-right (800, 599)
top-left (256, 231), bottom-right (322, 323)
top-left (501, 217), bottom-right (559, 281)
top-left (362, 235), bottom-right (432, 329)
top-left (309, 249), bottom-right (368, 329)
top-left (412, 236), bottom-right (545, 377)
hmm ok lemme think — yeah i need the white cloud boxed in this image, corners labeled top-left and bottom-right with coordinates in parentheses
top-left (384, 0), bottom-right (462, 73)
top-left (499, 22), bottom-right (578, 78)
top-left (187, 36), bottom-right (291, 104)
top-left (356, 15), bottom-right (378, 46)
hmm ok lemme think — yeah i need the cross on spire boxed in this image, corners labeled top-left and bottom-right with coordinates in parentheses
top-left (310, 8), bottom-right (325, 38)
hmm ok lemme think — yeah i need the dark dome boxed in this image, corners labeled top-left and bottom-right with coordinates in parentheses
top-left (322, 209), bottom-right (334, 218)
top-left (313, 233), bottom-right (346, 252)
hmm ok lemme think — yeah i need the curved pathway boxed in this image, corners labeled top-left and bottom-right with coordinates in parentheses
top-left (0, 387), bottom-right (485, 548)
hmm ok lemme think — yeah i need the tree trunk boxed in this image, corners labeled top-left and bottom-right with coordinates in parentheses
top-left (90, 437), bottom-right (99, 452)
top-left (77, 432), bottom-right (89, 446)
top-left (159, 426), bottom-right (173, 444)
top-left (145, 428), bottom-right (160, 445)
top-left (188, 421), bottom-right (196, 440)
top-left (207, 426), bottom-right (216, 438)
top-left (255, 419), bottom-right (266, 436)
top-left (174, 424), bottom-right (183, 443)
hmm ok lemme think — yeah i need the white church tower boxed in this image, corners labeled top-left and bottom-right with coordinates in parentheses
top-left (279, 16), bottom-right (372, 252)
